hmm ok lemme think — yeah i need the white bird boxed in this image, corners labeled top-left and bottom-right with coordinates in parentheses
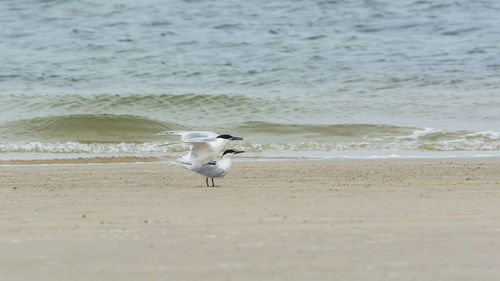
top-left (157, 130), bottom-right (244, 166)
top-left (169, 149), bottom-right (245, 187)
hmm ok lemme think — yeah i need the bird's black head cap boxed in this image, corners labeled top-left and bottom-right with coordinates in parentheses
top-left (222, 149), bottom-right (236, 156)
top-left (222, 149), bottom-right (245, 156)
top-left (217, 134), bottom-right (232, 139)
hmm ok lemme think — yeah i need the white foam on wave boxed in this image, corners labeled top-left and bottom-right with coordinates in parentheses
top-left (465, 130), bottom-right (500, 140)
top-left (0, 142), bottom-right (184, 154)
top-left (395, 127), bottom-right (444, 140)
top-left (1, 128), bottom-right (500, 157)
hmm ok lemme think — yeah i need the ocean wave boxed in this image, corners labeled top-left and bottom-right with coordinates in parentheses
top-left (232, 121), bottom-right (418, 138)
top-left (0, 115), bottom-right (499, 153)
top-left (0, 93), bottom-right (306, 126)
top-left (0, 114), bottom-right (176, 142)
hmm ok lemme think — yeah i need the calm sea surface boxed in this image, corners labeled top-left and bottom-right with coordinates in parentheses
top-left (1, 0), bottom-right (499, 158)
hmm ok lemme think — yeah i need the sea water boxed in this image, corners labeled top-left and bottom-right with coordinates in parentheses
top-left (1, 0), bottom-right (499, 159)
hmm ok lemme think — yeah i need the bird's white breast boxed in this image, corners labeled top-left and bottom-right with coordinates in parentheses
top-left (217, 157), bottom-right (232, 176)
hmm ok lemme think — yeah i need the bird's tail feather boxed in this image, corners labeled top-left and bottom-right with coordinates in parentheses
top-left (168, 161), bottom-right (194, 171)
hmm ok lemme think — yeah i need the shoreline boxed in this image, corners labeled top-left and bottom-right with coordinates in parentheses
top-left (2, 153), bottom-right (500, 165)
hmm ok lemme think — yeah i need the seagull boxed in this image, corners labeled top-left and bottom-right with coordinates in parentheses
top-left (169, 149), bottom-right (245, 187)
top-left (156, 130), bottom-right (244, 166)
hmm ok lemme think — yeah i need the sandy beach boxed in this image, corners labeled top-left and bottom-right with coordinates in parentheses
top-left (1, 158), bottom-right (500, 281)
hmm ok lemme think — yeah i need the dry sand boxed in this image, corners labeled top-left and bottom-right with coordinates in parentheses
top-left (1, 158), bottom-right (500, 281)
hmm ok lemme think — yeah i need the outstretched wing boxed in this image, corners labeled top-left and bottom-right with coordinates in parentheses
top-left (178, 142), bottom-right (219, 166)
top-left (156, 130), bottom-right (218, 142)
top-left (157, 130), bottom-right (221, 166)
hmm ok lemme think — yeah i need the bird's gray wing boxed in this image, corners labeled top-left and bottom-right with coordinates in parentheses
top-left (156, 130), bottom-right (218, 142)
top-left (157, 138), bottom-right (218, 147)
top-left (195, 164), bottom-right (226, 178)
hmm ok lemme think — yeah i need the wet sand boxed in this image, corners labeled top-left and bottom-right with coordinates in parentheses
top-left (1, 158), bottom-right (500, 281)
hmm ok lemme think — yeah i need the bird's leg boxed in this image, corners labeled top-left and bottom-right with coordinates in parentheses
top-left (206, 177), bottom-right (209, 187)
top-left (211, 178), bottom-right (215, 187)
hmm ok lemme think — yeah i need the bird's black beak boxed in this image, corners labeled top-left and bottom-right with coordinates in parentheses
top-left (235, 150), bottom-right (245, 154)
top-left (230, 136), bottom-right (245, 141)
